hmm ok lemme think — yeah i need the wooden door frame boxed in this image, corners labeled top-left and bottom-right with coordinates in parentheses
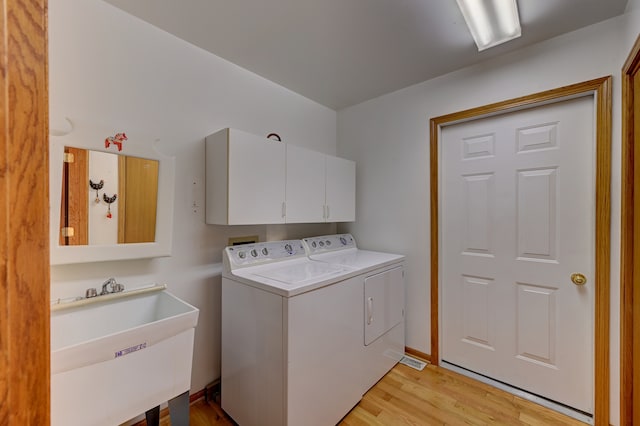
top-left (620, 34), bottom-right (640, 426)
top-left (0, 0), bottom-right (50, 423)
top-left (429, 76), bottom-right (612, 425)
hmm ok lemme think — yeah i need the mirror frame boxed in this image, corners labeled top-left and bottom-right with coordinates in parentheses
top-left (50, 122), bottom-right (175, 265)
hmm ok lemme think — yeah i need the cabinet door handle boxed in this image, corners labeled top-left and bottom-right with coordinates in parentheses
top-left (367, 297), bottom-right (374, 325)
top-left (326, 205), bottom-right (330, 219)
top-left (282, 202), bottom-right (286, 218)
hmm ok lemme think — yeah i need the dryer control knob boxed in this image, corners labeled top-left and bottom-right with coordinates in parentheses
top-left (250, 249), bottom-right (258, 257)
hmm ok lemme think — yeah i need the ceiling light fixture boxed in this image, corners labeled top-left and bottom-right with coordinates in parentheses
top-left (456, 0), bottom-right (521, 51)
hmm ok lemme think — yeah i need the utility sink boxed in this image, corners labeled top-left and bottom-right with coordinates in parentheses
top-left (51, 289), bottom-right (198, 374)
top-left (51, 288), bottom-right (199, 426)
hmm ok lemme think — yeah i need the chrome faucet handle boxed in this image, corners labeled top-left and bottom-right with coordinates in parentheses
top-left (112, 283), bottom-right (125, 293)
top-left (85, 288), bottom-right (98, 298)
top-left (100, 277), bottom-right (117, 295)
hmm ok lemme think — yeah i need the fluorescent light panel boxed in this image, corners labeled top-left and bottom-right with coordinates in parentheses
top-left (456, 0), bottom-right (521, 51)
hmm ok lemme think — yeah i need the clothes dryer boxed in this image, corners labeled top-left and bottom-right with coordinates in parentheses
top-left (302, 233), bottom-right (404, 273)
top-left (302, 234), bottom-right (406, 389)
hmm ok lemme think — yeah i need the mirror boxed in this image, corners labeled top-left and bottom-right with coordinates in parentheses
top-left (50, 121), bottom-right (175, 265)
top-left (59, 147), bottom-right (159, 246)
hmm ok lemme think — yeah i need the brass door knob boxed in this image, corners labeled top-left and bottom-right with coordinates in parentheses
top-left (571, 273), bottom-right (587, 286)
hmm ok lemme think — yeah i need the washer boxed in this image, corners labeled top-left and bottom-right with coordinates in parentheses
top-left (303, 233), bottom-right (406, 389)
top-left (222, 239), bottom-right (350, 296)
top-left (221, 240), bottom-right (365, 426)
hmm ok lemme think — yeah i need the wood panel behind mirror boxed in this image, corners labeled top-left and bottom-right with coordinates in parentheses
top-left (60, 147), bottom-right (88, 246)
top-left (118, 155), bottom-right (159, 244)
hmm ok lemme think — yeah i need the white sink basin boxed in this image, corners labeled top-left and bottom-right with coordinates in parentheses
top-left (51, 289), bottom-right (198, 374)
top-left (51, 289), bottom-right (199, 426)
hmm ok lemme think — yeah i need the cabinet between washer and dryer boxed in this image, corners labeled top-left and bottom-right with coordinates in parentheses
top-left (221, 264), bottom-right (405, 426)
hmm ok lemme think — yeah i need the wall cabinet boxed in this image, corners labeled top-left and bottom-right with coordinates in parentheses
top-left (206, 128), bottom-right (286, 225)
top-left (206, 128), bottom-right (355, 225)
top-left (285, 144), bottom-right (356, 223)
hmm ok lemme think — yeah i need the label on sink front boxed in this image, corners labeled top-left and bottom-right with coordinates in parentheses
top-left (114, 342), bottom-right (147, 358)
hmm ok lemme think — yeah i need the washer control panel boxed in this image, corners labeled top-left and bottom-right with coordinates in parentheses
top-left (225, 240), bottom-right (305, 268)
top-left (302, 233), bottom-right (356, 255)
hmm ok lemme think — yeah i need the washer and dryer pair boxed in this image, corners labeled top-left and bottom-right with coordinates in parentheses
top-left (221, 234), bottom-right (405, 426)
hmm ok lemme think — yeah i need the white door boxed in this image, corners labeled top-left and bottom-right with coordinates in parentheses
top-left (440, 96), bottom-right (594, 413)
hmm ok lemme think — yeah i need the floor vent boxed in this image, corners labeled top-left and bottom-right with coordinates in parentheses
top-left (399, 355), bottom-right (428, 371)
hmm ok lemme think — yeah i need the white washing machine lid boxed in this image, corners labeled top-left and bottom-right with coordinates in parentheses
top-left (303, 234), bottom-right (404, 272)
top-left (230, 257), bottom-right (353, 296)
top-left (223, 240), bottom-right (354, 297)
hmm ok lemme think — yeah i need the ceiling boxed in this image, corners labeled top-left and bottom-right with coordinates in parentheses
top-left (103, 0), bottom-right (628, 110)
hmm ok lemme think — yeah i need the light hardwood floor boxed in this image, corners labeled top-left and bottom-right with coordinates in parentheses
top-left (153, 363), bottom-right (587, 425)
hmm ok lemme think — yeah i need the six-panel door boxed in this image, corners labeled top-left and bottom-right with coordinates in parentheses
top-left (440, 96), bottom-right (595, 413)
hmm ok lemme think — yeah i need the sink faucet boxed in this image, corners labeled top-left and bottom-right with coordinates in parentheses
top-left (100, 277), bottom-right (125, 295)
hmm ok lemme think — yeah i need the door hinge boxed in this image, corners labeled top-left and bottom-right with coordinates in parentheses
top-left (61, 227), bottom-right (75, 237)
top-left (63, 152), bottom-right (75, 163)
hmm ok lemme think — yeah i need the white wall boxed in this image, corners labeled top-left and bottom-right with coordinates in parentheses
top-left (626, 0), bottom-right (640, 41)
top-left (337, 9), bottom-right (640, 425)
top-left (49, 0), bottom-right (337, 412)
top-left (87, 151), bottom-right (118, 245)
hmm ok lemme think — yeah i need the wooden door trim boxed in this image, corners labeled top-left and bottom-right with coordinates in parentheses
top-left (620, 34), bottom-right (640, 426)
top-left (429, 76), bottom-right (612, 425)
top-left (0, 0), bottom-right (50, 423)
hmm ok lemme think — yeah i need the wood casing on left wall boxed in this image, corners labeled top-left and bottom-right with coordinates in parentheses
top-left (0, 0), bottom-right (51, 424)
top-left (620, 33), bottom-right (640, 426)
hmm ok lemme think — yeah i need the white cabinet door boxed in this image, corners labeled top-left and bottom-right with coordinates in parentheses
top-left (325, 156), bottom-right (355, 222)
top-left (285, 144), bottom-right (325, 223)
top-left (286, 147), bottom-right (356, 223)
top-left (227, 129), bottom-right (286, 224)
